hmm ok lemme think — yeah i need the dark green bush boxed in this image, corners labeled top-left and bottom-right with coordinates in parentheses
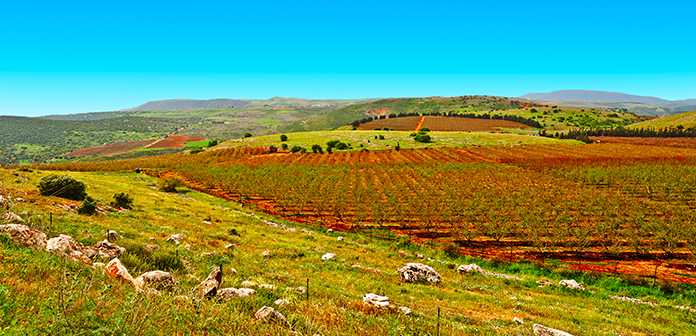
top-left (441, 242), bottom-right (460, 258)
top-left (157, 178), bottom-right (182, 193)
top-left (311, 144), bottom-right (323, 154)
top-left (414, 133), bottom-right (431, 143)
top-left (190, 146), bottom-right (203, 154)
top-left (335, 142), bottom-right (349, 150)
top-left (326, 140), bottom-right (341, 148)
top-left (244, 132), bottom-right (252, 138)
top-left (281, 143), bottom-right (288, 150)
top-left (77, 198), bottom-right (98, 215)
top-left (207, 139), bottom-right (219, 147)
top-left (420, 128), bottom-right (430, 132)
top-left (37, 175), bottom-right (87, 200)
top-left (290, 145), bottom-right (304, 153)
top-left (280, 134), bottom-right (288, 141)
top-left (110, 192), bottom-right (134, 209)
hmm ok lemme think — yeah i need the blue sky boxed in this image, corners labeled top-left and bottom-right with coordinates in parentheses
top-left (1, 0), bottom-right (695, 116)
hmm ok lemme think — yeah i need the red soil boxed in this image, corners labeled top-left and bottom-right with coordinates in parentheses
top-left (145, 135), bottom-right (206, 149)
top-left (590, 136), bottom-right (696, 148)
top-left (66, 139), bottom-right (157, 158)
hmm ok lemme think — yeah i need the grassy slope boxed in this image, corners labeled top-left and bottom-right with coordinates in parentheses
top-left (628, 110), bottom-right (696, 129)
top-left (222, 130), bottom-right (582, 152)
top-left (277, 96), bottom-right (644, 133)
top-left (1, 168), bottom-right (695, 335)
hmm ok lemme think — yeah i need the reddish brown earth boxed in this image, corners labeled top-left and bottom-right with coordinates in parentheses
top-left (145, 135), bottom-right (206, 149)
top-left (590, 136), bottom-right (696, 148)
top-left (361, 116), bottom-right (529, 132)
top-left (66, 140), bottom-right (157, 158)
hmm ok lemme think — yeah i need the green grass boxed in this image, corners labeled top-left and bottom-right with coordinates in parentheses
top-left (1, 167), bottom-right (695, 335)
top-left (629, 110), bottom-right (696, 129)
top-left (223, 130), bottom-right (582, 152)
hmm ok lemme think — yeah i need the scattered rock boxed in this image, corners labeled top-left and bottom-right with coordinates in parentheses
top-left (241, 281), bottom-right (257, 287)
top-left (609, 295), bottom-right (658, 306)
top-left (262, 219), bottom-right (295, 232)
top-left (258, 284), bottom-right (276, 290)
top-left (397, 263), bottom-right (441, 284)
top-left (255, 306), bottom-right (287, 323)
top-left (398, 251), bottom-right (406, 257)
top-left (46, 234), bottom-right (93, 264)
top-left (321, 253), bottom-right (336, 261)
top-left (2, 212), bottom-right (24, 224)
top-left (399, 306), bottom-right (412, 315)
top-left (92, 239), bottom-right (126, 259)
top-left (363, 293), bottom-right (391, 308)
top-left (200, 251), bottom-right (218, 258)
top-left (106, 230), bottom-right (121, 241)
top-left (148, 237), bottom-right (156, 241)
top-left (143, 244), bottom-right (160, 251)
top-left (0, 224), bottom-right (47, 250)
top-left (274, 299), bottom-right (290, 306)
top-left (195, 267), bottom-right (223, 298)
top-left (260, 250), bottom-right (271, 258)
top-left (536, 280), bottom-right (555, 287)
top-left (417, 254), bottom-right (424, 259)
top-left (674, 305), bottom-right (696, 313)
top-left (337, 236), bottom-right (344, 241)
top-left (457, 263), bottom-right (523, 281)
top-left (182, 244), bottom-right (191, 250)
top-left (225, 243), bottom-right (236, 250)
top-left (217, 287), bottom-right (257, 300)
top-left (229, 267), bottom-right (237, 273)
top-left (287, 286), bottom-right (306, 295)
top-left (133, 270), bottom-right (177, 292)
top-left (104, 258), bottom-right (134, 284)
top-left (532, 323), bottom-right (574, 336)
top-left (166, 234), bottom-right (184, 244)
top-left (559, 279), bottom-right (585, 291)
top-left (514, 317), bottom-right (524, 324)
top-left (92, 262), bottom-right (106, 270)
top-left (327, 229), bottom-right (333, 234)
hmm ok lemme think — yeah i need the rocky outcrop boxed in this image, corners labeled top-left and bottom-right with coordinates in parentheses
top-left (260, 251), bottom-right (271, 258)
top-left (274, 299), bottom-right (290, 306)
top-left (533, 324), bottom-right (574, 336)
top-left (195, 267), bottom-right (223, 298)
top-left (106, 230), bottom-right (121, 241)
top-left (46, 234), bottom-right (94, 264)
top-left (609, 295), bottom-right (658, 306)
top-left (92, 240), bottom-right (126, 259)
top-left (2, 212), bottom-right (24, 224)
top-left (0, 224), bottom-right (47, 250)
top-left (133, 270), bottom-right (177, 292)
top-left (321, 253), bottom-right (336, 261)
top-left (104, 258), bottom-right (134, 284)
top-left (255, 306), bottom-right (287, 324)
top-left (397, 263), bottom-right (441, 284)
top-left (166, 234), bottom-right (184, 244)
top-left (457, 263), bottom-right (523, 281)
top-left (559, 280), bottom-right (585, 291)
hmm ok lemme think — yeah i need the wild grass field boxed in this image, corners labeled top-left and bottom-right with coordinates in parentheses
top-left (2, 166), bottom-right (696, 335)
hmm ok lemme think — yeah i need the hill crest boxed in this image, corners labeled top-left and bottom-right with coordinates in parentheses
top-left (521, 90), bottom-right (696, 106)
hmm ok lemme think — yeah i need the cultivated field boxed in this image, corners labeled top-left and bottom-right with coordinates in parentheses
top-left (65, 139), bottom-right (157, 157)
top-left (360, 116), bottom-right (530, 132)
top-left (145, 135), bottom-right (207, 149)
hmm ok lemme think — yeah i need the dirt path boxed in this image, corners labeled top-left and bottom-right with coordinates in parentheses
top-left (414, 116), bottom-right (425, 131)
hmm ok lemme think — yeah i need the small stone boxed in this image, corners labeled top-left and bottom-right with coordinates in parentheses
top-left (195, 268), bottom-right (223, 298)
top-left (399, 306), bottom-right (412, 315)
top-left (457, 264), bottom-right (484, 274)
top-left (417, 254), bottom-right (424, 259)
top-left (255, 306), bottom-right (286, 323)
top-left (106, 230), bottom-right (121, 241)
top-left (200, 251), bottom-right (218, 257)
top-left (398, 251), bottom-right (406, 257)
top-left (327, 229), bottom-right (333, 234)
top-left (104, 258), bottom-right (134, 284)
top-left (261, 250), bottom-right (271, 257)
top-left (133, 270), bottom-right (177, 292)
top-left (166, 234), bottom-right (184, 244)
top-left (46, 234), bottom-right (92, 264)
top-left (559, 279), bottom-right (585, 291)
top-left (532, 323), bottom-right (574, 336)
top-left (514, 317), bottom-right (524, 324)
top-left (363, 293), bottom-right (390, 308)
top-left (397, 263), bottom-right (441, 284)
top-left (321, 253), bottom-right (336, 261)
top-left (225, 243), bottom-right (236, 250)
top-left (143, 244), bottom-right (160, 251)
top-left (337, 236), bottom-right (344, 241)
top-left (241, 281), bottom-right (257, 287)
top-left (229, 267), bottom-right (237, 273)
top-left (2, 212), bottom-right (24, 224)
top-left (258, 284), bottom-right (276, 290)
top-left (92, 239), bottom-right (126, 259)
top-left (217, 287), bottom-right (257, 300)
top-left (295, 286), bottom-right (306, 295)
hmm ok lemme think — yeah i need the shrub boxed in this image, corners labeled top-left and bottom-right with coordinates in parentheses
top-left (441, 242), bottom-right (461, 258)
top-left (77, 198), bottom-right (98, 215)
top-left (281, 143), bottom-right (288, 150)
top-left (157, 178), bottom-right (183, 193)
top-left (335, 142), bottom-right (349, 150)
top-left (280, 134), bottom-right (288, 141)
top-left (374, 128), bottom-right (381, 131)
top-left (383, 127), bottom-right (390, 131)
top-left (326, 146), bottom-right (332, 154)
top-left (189, 146), bottom-right (203, 154)
top-left (110, 192), bottom-right (134, 209)
top-left (37, 175), bottom-right (87, 200)
top-left (244, 132), bottom-right (252, 138)
top-left (420, 128), bottom-right (430, 132)
top-left (311, 144), bottom-right (323, 154)
top-left (290, 145), bottom-right (303, 153)
top-left (327, 140), bottom-right (341, 148)
top-left (414, 133), bottom-right (431, 143)
top-left (207, 139), bottom-right (218, 147)
top-left (378, 135), bottom-right (385, 140)
top-left (268, 145), bottom-right (278, 153)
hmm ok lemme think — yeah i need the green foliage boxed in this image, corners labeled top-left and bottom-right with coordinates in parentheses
top-left (189, 146), bottom-right (203, 154)
top-left (335, 142), bottom-right (349, 150)
top-left (37, 174), bottom-right (87, 200)
top-left (311, 144), bottom-right (323, 154)
top-left (110, 192), bottom-right (134, 209)
top-left (157, 177), bottom-right (183, 192)
top-left (441, 242), bottom-right (461, 258)
top-left (207, 139), bottom-right (218, 147)
top-left (243, 132), bottom-right (252, 138)
top-left (77, 198), bottom-right (98, 215)
top-left (378, 135), bottom-right (385, 140)
top-left (326, 140), bottom-right (341, 148)
top-left (420, 127), bottom-right (430, 132)
top-left (290, 145), bottom-right (304, 153)
top-left (281, 143), bottom-right (288, 150)
top-left (414, 133), bottom-right (431, 143)
top-left (280, 134), bottom-right (288, 141)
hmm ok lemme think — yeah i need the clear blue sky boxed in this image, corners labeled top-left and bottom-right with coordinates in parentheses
top-left (1, 0), bottom-right (695, 116)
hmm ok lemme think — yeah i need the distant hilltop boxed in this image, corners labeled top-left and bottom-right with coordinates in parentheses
top-left (520, 90), bottom-right (696, 107)
top-left (127, 97), bottom-right (381, 111)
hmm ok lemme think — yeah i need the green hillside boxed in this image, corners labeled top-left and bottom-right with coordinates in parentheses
top-left (278, 96), bottom-right (644, 133)
top-left (628, 110), bottom-right (696, 129)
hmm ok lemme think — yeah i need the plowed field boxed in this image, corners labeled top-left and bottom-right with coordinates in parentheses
top-left (65, 139), bottom-right (157, 157)
top-left (360, 116), bottom-right (529, 131)
top-left (145, 135), bottom-right (206, 149)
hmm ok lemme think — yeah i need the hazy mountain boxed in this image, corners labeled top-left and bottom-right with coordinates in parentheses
top-left (520, 90), bottom-right (696, 106)
top-left (128, 99), bottom-right (253, 110)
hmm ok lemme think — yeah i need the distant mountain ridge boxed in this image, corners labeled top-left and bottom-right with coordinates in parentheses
top-left (520, 90), bottom-right (696, 106)
top-left (127, 97), bottom-right (380, 111)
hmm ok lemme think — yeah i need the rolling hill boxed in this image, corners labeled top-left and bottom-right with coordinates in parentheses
top-left (629, 109), bottom-right (696, 129)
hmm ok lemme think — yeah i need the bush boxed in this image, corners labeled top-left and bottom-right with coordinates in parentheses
top-left (335, 142), bottom-right (349, 150)
top-left (37, 175), bottom-right (87, 200)
top-left (268, 145), bottom-right (278, 153)
top-left (157, 178), bottom-right (183, 193)
top-left (77, 198), bottom-right (98, 215)
top-left (378, 135), bottom-right (385, 140)
top-left (311, 144), bottom-right (323, 154)
top-left (189, 146), bottom-right (203, 154)
top-left (207, 139), bottom-right (218, 147)
top-left (280, 134), bottom-right (288, 141)
top-left (244, 132), bottom-right (252, 138)
top-left (110, 192), bottom-right (134, 209)
top-left (414, 133), bottom-right (431, 143)
top-left (441, 242), bottom-right (461, 258)
top-left (281, 143), bottom-right (288, 150)
top-left (326, 140), bottom-right (341, 148)
top-left (290, 145), bottom-right (303, 153)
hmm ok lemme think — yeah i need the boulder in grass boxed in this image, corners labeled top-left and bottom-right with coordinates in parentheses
top-left (363, 293), bottom-right (391, 309)
top-left (399, 306), bottom-right (412, 315)
top-left (166, 234), bottom-right (184, 244)
top-left (106, 230), bottom-right (121, 241)
top-left (457, 263), bottom-right (484, 274)
top-left (0, 224), bottom-right (47, 250)
top-left (46, 234), bottom-right (93, 264)
top-left (92, 240), bottom-right (126, 259)
top-left (260, 250), bottom-right (271, 258)
top-left (254, 306), bottom-right (287, 324)
top-left (2, 212), bottom-right (24, 224)
top-left (533, 324), bottom-right (574, 336)
top-left (559, 279), bottom-right (585, 291)
top-left (195, 267), bottom-right (223, 298)
top-left (321, 253), bottom-right (336, 261)
top-left (133, 270), bottom-right (177, 292)
top-left (397, 263), bottom-right (441, 284)
top-left (104, 258), bottom-right (134, 284)
top-left (274, 299), bottom-right (290, 306)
